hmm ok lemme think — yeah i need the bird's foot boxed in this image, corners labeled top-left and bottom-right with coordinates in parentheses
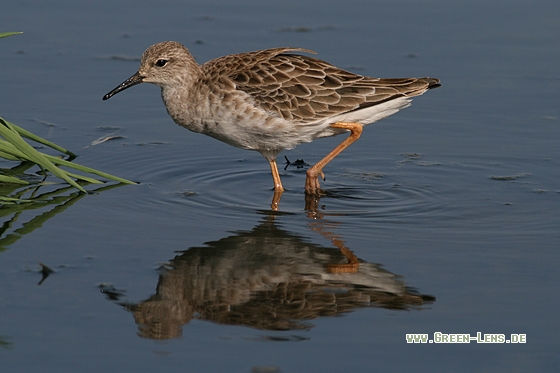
top-left (305, 167), bottom-right (326, 195)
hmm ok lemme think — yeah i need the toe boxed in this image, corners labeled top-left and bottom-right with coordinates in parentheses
top-left (305, 168), bottom-right (325, 195)
top-left (305, 176), bottom-right (323, 195)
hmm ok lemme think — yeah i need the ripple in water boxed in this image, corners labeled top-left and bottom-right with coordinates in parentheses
top-left (94, 143), bottom-right (458, 222)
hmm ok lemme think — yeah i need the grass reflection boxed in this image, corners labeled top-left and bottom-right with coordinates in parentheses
top-left (0, 178), bottom-right (122, 250)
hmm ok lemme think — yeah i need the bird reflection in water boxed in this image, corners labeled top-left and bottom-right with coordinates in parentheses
top-left (106, 200), bottom-right (435, 340)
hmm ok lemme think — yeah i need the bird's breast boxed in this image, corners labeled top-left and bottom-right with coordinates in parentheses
top-left (160, 85), bottom-right (328, 153)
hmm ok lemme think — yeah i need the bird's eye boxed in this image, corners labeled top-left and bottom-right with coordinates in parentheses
top-left (155, 59), bottom-right (168, 67)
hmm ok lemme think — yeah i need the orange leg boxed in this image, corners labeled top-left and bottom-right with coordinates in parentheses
top-left (268, 158), bottom-right (284, 210)
top-left (268, 158), bottom-right (284, 192)
top-left (305, 122), bottom-right (363, 194)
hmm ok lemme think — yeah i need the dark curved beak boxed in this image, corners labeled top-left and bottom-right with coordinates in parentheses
top-left (102, 72), bottom-right (144, 100)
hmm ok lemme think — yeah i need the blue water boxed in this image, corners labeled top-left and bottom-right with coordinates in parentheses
top-left (1, 0), bottom-right (559, 372)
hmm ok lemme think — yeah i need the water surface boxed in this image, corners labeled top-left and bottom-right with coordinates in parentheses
top-left (1, 0), bottom-right (559, 372)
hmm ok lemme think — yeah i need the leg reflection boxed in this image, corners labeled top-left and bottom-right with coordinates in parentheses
top-left (305, 193), bottom-right (359, 273)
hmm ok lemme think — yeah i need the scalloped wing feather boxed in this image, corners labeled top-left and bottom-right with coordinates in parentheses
top-left (203, 48), bottom-right (439, 124)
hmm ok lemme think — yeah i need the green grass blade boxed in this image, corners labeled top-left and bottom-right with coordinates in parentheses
top-left (1, 129), bottom-right (135, 185)
top-left (0, 196), bottom-right (33, 205)
top-left (0, 174), bottom-right (29, 185)
top-left (0, 32), bottom-right (23, 39)
top-left (3, 118), bottom-right (76, 157)
top-left (1, 117), bottom-right (135, 188)
top-left (0, 118), bottom-right (86, 192)
top-left (0, 147), bottom-right (24, 161)
top-left (0, 138), bottom-right (33, 160)
top-left (56, 169), bottom-right (103, 184)
top-left (43, 154), bottom-right (137, 185)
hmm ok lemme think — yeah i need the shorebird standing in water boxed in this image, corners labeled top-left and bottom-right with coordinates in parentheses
top-left (103, 41), bottom-right (439, 209)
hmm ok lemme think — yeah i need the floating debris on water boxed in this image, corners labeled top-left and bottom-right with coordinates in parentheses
top-left (490, 173), bottom-right (530, 181)
top-left (38, 262), bottom-right (54, 285)
top-left (284, 156), bottom-right (309, 170)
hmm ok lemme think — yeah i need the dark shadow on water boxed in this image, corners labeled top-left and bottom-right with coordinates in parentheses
top-left (105, 201), bottom-right (435, 340)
